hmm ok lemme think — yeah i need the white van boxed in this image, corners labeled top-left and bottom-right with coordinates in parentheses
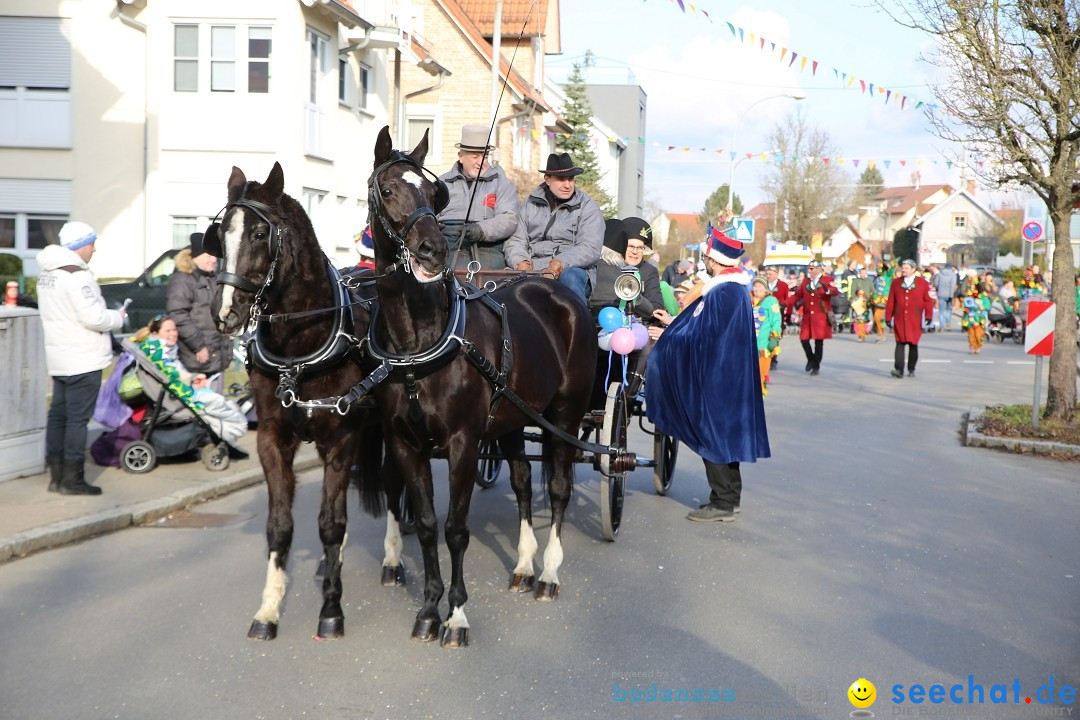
top-left (763, 241), bottom-right (814, 281)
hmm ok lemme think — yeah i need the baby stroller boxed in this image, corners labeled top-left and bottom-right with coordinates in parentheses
top-left (111, 338), bottom-right (250, 474)
top-left (830, 293), bottom-right (852, 333)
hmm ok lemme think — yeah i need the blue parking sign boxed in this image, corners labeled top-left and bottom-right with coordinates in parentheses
top-left (732, 218), bottom-right (755, 243)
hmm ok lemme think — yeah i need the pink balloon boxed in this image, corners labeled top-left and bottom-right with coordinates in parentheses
top-left (631, 321), bottom-right (650, 350)
top-left (610, 327), bottom-right (636, 355)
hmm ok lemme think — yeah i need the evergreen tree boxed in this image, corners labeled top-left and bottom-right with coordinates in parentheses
top-left (854, 166), bottom-right (885, 207)
top-left (699, 184), bottom-right (743, 232)
top-left (557, 64), bottom-right (618, 218)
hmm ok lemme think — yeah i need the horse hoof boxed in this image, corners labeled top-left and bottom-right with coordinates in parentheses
top-left (440, 626), bottom-right (469, 648)
top-left (316, 616), bottom-right (344, 639)
top-left (508, 573), bottom-right (535, 593)
top-left (247, 620), bottom-right (278, 640)
top-left (381, 564), bottom-right (406, 587)
top-left (534, 581), bottom-right (559, 602)
top-left (411, 617), bottom-right (441, 642)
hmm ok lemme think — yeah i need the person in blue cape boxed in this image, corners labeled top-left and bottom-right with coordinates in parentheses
top-left (645, 223), bottom-right (770, 522)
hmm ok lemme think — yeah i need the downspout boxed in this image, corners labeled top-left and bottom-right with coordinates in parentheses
top-left (339, 26), bottom-right (373, 54)
top-left (400, 71), bottom-right (447, 148)
top-left (115, 1), bottom-right (149, 270)
top-left (494, 100), bottom-right (537, 167)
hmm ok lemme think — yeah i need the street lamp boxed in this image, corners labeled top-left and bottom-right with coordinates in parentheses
top-left (726, 90), bottom-right (807, 215)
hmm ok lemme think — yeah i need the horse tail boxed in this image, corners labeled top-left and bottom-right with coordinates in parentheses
top-left (356, 426), bottom-right (386, 517)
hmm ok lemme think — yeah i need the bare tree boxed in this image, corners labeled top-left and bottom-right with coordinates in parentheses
top-left (882, 0), bottom-right (1079, 418)
top-left (760, 109), bottom-right (853, 248)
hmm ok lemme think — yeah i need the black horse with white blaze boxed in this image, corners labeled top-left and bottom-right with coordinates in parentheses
top-left (207, 162), bottom-right (407, 641)
top-left (366, 126), bottom-right (596, 647)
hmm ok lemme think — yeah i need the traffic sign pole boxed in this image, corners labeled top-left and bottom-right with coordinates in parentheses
top-left (1025, 300), bottom-right (1056, 428)
top-left (1032, 356), bottom-right (1043, 429)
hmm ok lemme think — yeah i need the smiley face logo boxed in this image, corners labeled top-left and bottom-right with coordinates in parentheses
top-left (848, 678), bottom-right (877, 709)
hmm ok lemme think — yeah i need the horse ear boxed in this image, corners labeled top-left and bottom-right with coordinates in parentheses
top-left (227, 166), bottom-right (246, 203)
top-left (375, 126), bottom-right (392, 166)
top-left (264, 162), bottom-right (285, 200)
top-left (409, 129), bottom-right (430, 165)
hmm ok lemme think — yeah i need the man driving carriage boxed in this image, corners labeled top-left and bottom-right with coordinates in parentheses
top-left (437, 125), bottom-right (519, 270)
top-left (503, 152), bottom-right (604, 301)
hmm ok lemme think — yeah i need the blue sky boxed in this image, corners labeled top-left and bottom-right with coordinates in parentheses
top-left (547, 0), bottom-right (976, 215)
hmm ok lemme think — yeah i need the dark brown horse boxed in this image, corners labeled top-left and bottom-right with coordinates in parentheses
top-left (366, 126), bottom-right (596, 647)
top-left (208, 162), bottom-right (406, 641)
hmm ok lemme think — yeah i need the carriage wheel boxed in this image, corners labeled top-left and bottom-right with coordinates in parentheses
top-left (652, 433), bottom-right (679, 496)
top-left (475, 440), bottom-right (501, 489)
top-left (599, 382), bottom-right (628, 542)
top-left (201, 443), bottom-right (230, 472)
top-left (120, 440), bottom-right (156, 474)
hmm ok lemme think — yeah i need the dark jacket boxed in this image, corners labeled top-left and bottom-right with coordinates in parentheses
top-left (166, 249), bottom-right (232, 375)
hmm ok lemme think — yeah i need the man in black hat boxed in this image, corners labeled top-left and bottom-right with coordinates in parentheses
top-left (504, 152), bottom-right (604, 301)
top-left (437, 124), bottom-right (520, 270)
top-left (166, 232), bottom-right (232, 393)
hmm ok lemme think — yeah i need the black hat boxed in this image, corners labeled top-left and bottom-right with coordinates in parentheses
top-left (540, 152), bottom-right (583, 177)
top-left (189, 232), bottom-right (205, 257)
top-left (622, 217), bottom-right (653, 248)
top-left (603, 218), bottom-right (628, 256)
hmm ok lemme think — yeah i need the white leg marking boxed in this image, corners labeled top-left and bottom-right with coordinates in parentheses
top-left (253, 551), bottom-right (288, 624)
top-left (538, 526), bottom-right (563, 585)
top-left (338, 530), bottom-right (348, 565)
top-left (512, 518), bottom-right (538, 576)
top-left (383, 515), bottom-right (403, 567)
top-left (445, 605), bottom-right (470, 630)
top-left (217, 208), bottom-right (245, 323)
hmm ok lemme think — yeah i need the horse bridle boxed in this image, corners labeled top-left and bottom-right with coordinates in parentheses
top-left (368, 151), bottom-right (448, 277)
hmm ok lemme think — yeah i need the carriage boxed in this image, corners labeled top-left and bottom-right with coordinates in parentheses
top-left (464, 266), bottom-right (680, 542)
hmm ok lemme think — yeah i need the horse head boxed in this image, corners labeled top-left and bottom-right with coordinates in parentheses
top-left (210, 162), bottom-right (289, 336)
top-left (369, 126), bottom-right (448, 284)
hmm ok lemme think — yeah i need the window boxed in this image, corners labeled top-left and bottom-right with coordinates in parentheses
top-left (338, 58), bottom-right (371, 110)
top-left (172, 23), bottom-right (271, 95)
top-left (407, 118), bottom-right (434, 151)
top-left (357, 62), bottom-right (370, 110)
top-left (308, 29), bottom-right (330, 103)
top-left (952, 214), bottom-right (967, 230)
top-left (172, 218), bottom-right (198, 249)
top-left (0, 214), bottom-right (66, 251)
top-left (305, 29), bottom-right (331, 157)
top-left (0, 17), bottom-right (71, 148)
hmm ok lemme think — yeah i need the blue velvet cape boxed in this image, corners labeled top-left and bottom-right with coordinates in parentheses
top-left (645, 273), bottom-right (770, 464)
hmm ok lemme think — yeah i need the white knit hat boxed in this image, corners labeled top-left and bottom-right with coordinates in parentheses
top-left (58, 221), bottom-right (98, 251)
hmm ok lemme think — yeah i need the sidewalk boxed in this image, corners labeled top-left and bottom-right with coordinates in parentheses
top-left (0, 429), bottom-right (320, 564)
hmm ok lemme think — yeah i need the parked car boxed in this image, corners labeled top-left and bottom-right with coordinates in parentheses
top-left (99, 249), bottom-right (181, 332)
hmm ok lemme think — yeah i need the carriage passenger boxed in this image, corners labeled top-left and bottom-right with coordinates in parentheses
top-left (591, 219), bottom-right (665, 321)
top-left (504, 152), bottom-right (604, 301)
top-left (437, 125), bottom-right (520, 270)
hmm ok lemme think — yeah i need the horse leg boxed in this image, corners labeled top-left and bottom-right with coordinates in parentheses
top-left (249, 424), bottom-right (299, 639)
top-left (389, 441), bottom-right (443, 642)
top-left (380, 456), bottom-right (407, 587)
top-left (535, 436), bottom-right (574, 602)
top-left (441, 434), bottom-right (478, 648)
top-left (314, 439), bottom-right (352, 638)
top-left (501, 432), bottom-right (537, 594)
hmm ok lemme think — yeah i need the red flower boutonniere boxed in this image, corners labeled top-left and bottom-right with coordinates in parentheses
top-left (484, 193), bottom-right (497, 209)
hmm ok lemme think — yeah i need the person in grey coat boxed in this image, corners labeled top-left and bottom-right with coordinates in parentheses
top-left (166, 232), bottom-right (232, 393)
top-left (437, 125), bottom-right (520, 270)
top-left (504, 152), bottom-right (604, 301)
top-left (930, 263), bottom-right (958, 331)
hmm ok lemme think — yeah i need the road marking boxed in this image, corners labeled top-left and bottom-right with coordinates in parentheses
top-left (962, 360), bottom-right (993, 364)
top-left (920, 359), bottom-right (950, 363)
top-left (1006, 361), bottom-right (1035, 365)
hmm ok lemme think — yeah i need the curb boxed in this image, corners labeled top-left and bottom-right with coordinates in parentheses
top-left (964, 407), bottom-right (1080, 459)
top-left (0, 449), bottom-right (323, 563)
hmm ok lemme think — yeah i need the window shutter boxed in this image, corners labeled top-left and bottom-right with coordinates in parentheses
top-left (0, 17), bottom-right (71, 88)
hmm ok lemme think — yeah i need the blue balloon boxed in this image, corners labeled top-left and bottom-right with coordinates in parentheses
top-left (598, 306), bottom-right (623, 332)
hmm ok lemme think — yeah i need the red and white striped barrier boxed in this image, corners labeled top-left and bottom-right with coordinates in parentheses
top-left (1025, 300), bottom-right (1055, 356)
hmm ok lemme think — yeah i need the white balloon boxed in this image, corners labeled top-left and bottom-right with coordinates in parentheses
top-left (598, 331), bottom-right (613, 352)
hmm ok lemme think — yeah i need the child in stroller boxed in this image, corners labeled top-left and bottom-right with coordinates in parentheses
top-left (93, 316), bottom-right (250, 473)
top-left (830, 291), bottom-right (852, 333)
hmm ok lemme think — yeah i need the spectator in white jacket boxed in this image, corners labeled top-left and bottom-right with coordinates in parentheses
top-left (36, 221), bottom-right (125, 495)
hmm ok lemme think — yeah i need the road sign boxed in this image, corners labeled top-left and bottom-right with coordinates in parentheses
top-left (1022, 221), bottom-right (1044, 243)
top-left (1025, 300), bottom-right (1055, 356)
top-left (732, 218), bottom-right (755, 243)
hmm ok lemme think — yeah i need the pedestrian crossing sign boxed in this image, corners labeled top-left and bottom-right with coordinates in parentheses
top-left (732, 218), bottom-right (755, 242)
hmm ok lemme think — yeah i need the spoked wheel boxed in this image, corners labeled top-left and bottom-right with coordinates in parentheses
top-left (652, 433), bottom-right (679, 496)
top-left (120, 440), bottom-right (156, 474)
top-left (201, 442), bottom-right (230, 471)
top-left (599, 382), bottom-right (628, 542)
top-left (475, 440), bottom-right (501, 489)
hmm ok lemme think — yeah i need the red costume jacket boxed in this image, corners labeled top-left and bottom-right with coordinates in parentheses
top-left (885, 275), bottom-right (936, 344)
top-left (787, 276), bottom-right (837, 340)
top-left (766, 279), bottom-right (790, 318)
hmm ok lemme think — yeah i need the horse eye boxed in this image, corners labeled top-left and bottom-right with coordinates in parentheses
top-left (381, 187), bottom-right (391, 198)
top-left (254, 230), bottom-right (267, 241)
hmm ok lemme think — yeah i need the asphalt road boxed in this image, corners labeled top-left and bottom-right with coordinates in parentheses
top-left (1, 329), bottom-right (1077, 720)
